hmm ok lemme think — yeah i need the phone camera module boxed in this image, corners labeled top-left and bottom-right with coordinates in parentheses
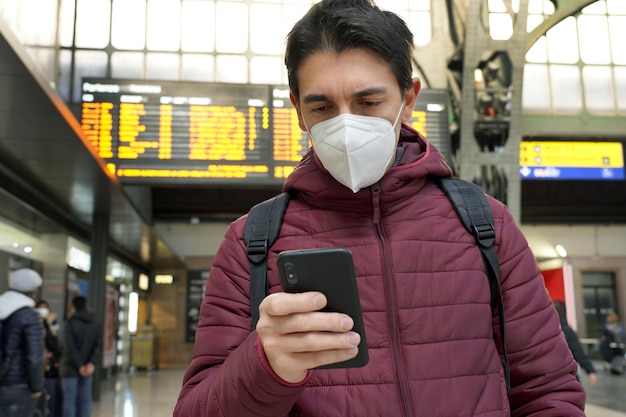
top-left (284, 262), bottom-right (298, 285)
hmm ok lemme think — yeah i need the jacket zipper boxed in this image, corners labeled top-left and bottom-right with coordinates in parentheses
top-left (371, 184), bottom-right (413, 417)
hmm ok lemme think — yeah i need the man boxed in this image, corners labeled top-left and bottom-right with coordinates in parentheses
top-left (61, 296), bottom-right (102, 417)
top-left (175, 1), bottom-right (585, 416)
top-left (0, 268), bottom-right (45, 417)
top-left (553, 300), bottom-right (598, 386)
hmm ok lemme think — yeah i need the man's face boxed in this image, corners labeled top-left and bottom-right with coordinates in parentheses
top-left (290, 48), bottom-right (420, 137)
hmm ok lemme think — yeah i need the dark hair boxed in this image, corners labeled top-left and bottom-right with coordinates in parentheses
top-left (553, 300), bottom-right (566, 318)
top-left (36, 300), bottom-right (49, 308)
top-left (72, 296), bottom-right (87, 311)
top-left (285, 0), bottom-right (414, 100)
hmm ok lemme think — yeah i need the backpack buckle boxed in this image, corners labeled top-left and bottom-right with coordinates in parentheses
top-left (472, 223), bottom-right (495, 248)
top-left (246, 239), bottom-right (268, 262)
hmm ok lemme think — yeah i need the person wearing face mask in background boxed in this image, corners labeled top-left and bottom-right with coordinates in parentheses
top-left (36, 300), bottom-right (63, 417)
top-left (0, 268), bottom-right (45, 417)
top-left (174, 1), bottom-right (585, 416)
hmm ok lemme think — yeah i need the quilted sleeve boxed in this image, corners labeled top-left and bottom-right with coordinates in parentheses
top-left (173, 220), bottom-right (305, 417)
top-left (493, 204), bottom-right (586, 417)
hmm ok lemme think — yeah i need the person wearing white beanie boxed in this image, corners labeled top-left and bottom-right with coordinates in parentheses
top-left (0, 268), bottom-right (45, 417)
top-left (8, 268), bottom-right (43, 294)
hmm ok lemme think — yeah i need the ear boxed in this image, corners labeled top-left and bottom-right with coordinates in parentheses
top-left (401, 77), bottom-right (422, 122)
top-left (290, 92), bottom-right (308, 132)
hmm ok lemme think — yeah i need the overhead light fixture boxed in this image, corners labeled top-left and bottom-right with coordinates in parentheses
top-left (555, 244), bottom-right (567, 258)
top-left (154, 274), bottom-right (174, 284)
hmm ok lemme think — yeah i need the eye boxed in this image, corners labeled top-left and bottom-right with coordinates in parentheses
top-left (310, 105), bottom-right (330, 113)
top-left (361, 100), bottom-right (381, 108)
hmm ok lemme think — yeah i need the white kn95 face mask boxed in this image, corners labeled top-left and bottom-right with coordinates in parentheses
top-left (308, 102), bottom-right (404, 193)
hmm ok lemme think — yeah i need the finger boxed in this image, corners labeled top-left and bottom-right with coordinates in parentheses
top-left (260, 291), bottom-right (327, 318)
top-left (288, 330), bottom-right (361, 354)
top-left (275, 311), bottom-right (354, 335)
top-left (265, 331), bottom-right (361, 370)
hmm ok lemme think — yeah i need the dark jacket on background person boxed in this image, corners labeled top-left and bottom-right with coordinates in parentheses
top-left (175, 125), bottom-right (585, 417)
top-left (557, 311), bottom-right (596, 376)
top-left (42, 318), bottom-right (62, 378)
top-left (0, 290), bottom-right (44, 393)
top-left (60, 309), bottom-right (102, 377)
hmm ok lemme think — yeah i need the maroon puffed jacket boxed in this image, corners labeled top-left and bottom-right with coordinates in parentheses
top-left (175, 125), bottom-right (586, 417)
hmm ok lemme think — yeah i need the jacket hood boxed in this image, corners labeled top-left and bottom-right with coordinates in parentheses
top-left (0, 290), bottom-right (35, 320)
top-left (283, 124), bottom-right (453, 207)
top-left (72, 309), bottom-right (96, 323)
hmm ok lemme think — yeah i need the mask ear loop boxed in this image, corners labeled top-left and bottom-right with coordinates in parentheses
top-left (392, 100), bottom-right (406, 129)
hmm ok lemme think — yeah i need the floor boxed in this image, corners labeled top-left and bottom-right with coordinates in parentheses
top-left (90, 363), bottom-right (626, 417)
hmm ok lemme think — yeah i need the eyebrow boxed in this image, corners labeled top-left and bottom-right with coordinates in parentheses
top-left (301, 87), bottom-right (388, 104)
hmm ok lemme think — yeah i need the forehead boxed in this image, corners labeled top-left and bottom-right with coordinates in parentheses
top-left (295, 48), bottom-right (399, 100)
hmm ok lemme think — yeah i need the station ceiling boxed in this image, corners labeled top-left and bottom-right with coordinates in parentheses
top-left (1, 30), bottom-right (625, 271)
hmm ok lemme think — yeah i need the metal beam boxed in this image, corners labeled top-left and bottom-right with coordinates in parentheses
top-left (526, 0), bottom-right (596, 52)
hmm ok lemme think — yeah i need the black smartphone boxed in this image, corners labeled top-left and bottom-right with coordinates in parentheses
top-left (276, 247), bottom-right (368, 369)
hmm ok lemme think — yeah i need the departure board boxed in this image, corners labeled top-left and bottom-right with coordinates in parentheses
top-left (519, 141), bottom-right (625, 180)
top-left (81, 80), bottom-right (450, 184)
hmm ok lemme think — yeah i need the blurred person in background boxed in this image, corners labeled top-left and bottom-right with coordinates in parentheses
top-left (553, 300), bottom-right (597, 386)
top-left (600, 312), bottom-right (626, 375)
top-left (36, 299), bottom-right (63, 417)
top-left (60, 296), bottom-right (102, 417)
top-left (0, 268), bottom-right (45, 417)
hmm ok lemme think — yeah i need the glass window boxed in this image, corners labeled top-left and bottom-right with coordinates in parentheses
top-left (216, 2), bottom-right (248, 53)
top-left (609, 16), bottom-right (626, 64)
top-left (75, 0), bottom-right (111, 49)
top-left (58, 50), bottom-right (73, 102)
top-left (282, 5), bottom-right (312, 38)
top-left (146, 0), bottom-right (181, 52)
top-left (409, 0), bottom-right (430, 10)
top-left (59, 0), bottom-right (76, 47)
top-left (525, 36), bottom-right (547, 63)
top-left (111, 0), bottom-right (147, 50)
top-left (615, 66), bottom-right (626, 114)
top-left (181, 0), bottom-right (215, 53)
top-left (582, 1), bottom-right (607, 15)
top-left (21, 0), bottom-right (58, 46)
top-left (410, 11), bottom-right (432, 46)
top-left (182, 54), bottom-right (214, 82)
top-left (146, 52), bottom-right (180, 80)
top-left (528, 0), bottom-right (555, 15)
top-left (607, 0), bottom-right (626, 14)
top-left (215, 55), bottom-right (248, 83)
top-left (379, 0), bottom-right (408, 9)
top-left (250, 56), bottom-right (284, 84)
top-left (74, 50), bottom-right (108, 102)
top-left (583, 66), bottom-right (615, 114)
top-left (522, 64), bottom-right (550, 112)
top-left (578, 15), bottom-right (610, 64)
top-left (490, 13), bottom-right (514, 40)
top-left (111, 52), bottom-right (145, 79)
top-left (550, 65), bottom-right (582, 113)
top-left (250, 4), bottom-right (284, 55)
top-left (546, 17), bottom-right (579, 64)
top-left (527, 14), bottom-right (544, 32)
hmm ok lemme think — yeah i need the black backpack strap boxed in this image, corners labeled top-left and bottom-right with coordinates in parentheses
top-left (244, 192), bottom-right (291, 330)
top-left (435, 177), bottom-right (511, 389)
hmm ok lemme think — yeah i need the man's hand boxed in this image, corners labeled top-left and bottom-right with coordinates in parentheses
top-left (79, 362), bottom-right (95, 377)
top-left (588, 372), bottom-right (598, 387)
top-left (256, 291), bottom-right (361, 383)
